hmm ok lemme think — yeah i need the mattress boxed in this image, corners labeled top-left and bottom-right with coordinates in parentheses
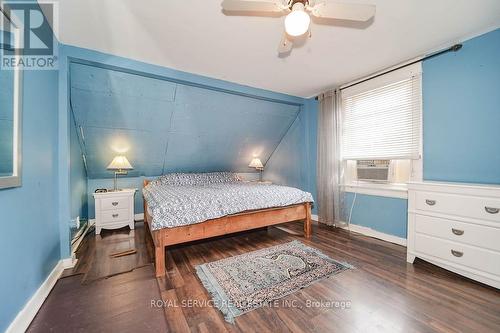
top-left (142, 172), bottom-right (314, 230)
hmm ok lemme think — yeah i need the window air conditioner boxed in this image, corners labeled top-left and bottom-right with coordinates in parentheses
top-left (356, 160), bottom-right (390, 182)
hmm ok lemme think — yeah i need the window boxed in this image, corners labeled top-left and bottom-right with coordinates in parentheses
top-left (341, 63), bottom-right (422, 197)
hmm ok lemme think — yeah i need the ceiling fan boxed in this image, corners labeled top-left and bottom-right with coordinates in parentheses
top-left (221, 0), bottom-right (375, 54)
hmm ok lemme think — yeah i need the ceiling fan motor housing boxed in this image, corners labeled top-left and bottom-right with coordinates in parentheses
top-left (289, 0), bottom-right (309, 9)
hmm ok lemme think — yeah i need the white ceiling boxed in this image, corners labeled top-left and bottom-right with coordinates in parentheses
top-left (50, 0), bottom-right (500, 97)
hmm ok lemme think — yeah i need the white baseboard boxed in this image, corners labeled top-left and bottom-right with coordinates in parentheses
top-left (6, 259), bottom-right (67, 333)
top-left (311, 213), bottom-right (403, 246)
top-left (62, 257), bottom-right (78, 269)
top-left (340, 223), bottom-right (407, 246)
top-left (71, 222), bottom-right (92, 255)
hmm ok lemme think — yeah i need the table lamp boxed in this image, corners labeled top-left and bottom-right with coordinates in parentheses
top-left (107, 155), bottom-right (133, 191)
top-left (249, 157), bottom-right (264, 181)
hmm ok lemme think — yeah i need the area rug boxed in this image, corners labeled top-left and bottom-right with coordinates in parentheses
top-left (196, 240), bottom-right (352, 323)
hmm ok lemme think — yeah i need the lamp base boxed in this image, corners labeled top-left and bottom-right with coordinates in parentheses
top-left (113, 170), bottom-right (128, 191)
top-left (258, 167), bottom-right (263, 182)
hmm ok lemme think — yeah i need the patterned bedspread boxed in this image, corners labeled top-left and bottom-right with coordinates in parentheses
top-left (142, 172), bottom-right (314, 230)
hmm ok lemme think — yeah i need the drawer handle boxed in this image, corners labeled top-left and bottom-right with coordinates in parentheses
top-left (451, 228), bottom-right (464, 236)
top-left (112, 213), bottom-right (119, 218)
top-left (112, 202), bottom-right (119, 206)
top-left (485, 206), bottom-right (499, 214)
top-left (425, 199), bottom-right (436, 206)
top-left (451, 249), bottom-right (463, 258)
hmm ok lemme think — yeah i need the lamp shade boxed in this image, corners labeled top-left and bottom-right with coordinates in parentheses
top-left (107, 155), bottom-right (133, 170)
top-left (249, 158), bottom-right (264, 169)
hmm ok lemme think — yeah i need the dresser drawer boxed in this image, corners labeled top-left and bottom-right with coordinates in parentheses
top-left (101, 208), bottom-right (130, 223)
top-left (101, 197), bottom-right (130, 211)
top-left (415, 214), bottom-right (500, 252)
top-left (415, 191), bottom-right (500, 222)
top-left (415, 233), bottom-right (500, 276)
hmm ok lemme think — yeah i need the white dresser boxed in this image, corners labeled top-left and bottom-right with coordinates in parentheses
top-left (93, 189), bottom-right (137, 235)
top-left (407, 182), bottom-right (500, 289)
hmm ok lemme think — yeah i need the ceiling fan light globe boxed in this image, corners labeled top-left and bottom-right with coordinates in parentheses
top-left (284, 5), bottom-right (310, 37)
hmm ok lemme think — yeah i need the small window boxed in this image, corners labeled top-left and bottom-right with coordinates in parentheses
top-left (341, 63), bottom-right (422, 189)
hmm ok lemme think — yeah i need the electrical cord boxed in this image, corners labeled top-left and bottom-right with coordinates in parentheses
top-left (347, 180), bottom-right (359, 231)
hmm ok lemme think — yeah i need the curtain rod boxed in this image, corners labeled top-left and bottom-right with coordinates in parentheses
top-left (315, 43), bottom-right (462, 99)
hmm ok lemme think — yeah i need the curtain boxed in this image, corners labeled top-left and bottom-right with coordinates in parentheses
top-left (317, 90), bottom-right (344, 226)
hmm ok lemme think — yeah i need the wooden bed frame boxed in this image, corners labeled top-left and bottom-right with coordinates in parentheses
top-left (142, 179), bottom-right (312, 277)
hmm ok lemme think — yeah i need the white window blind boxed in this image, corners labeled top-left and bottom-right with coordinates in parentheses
top-left (342, 67), bottom-right (422, 160)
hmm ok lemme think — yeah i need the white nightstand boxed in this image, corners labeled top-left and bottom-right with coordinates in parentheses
top-left (92, 188), bottom-right (137, 235)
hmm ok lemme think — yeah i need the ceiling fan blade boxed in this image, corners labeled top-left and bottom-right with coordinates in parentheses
top-left (221, 0), bottom-right (287, 13)
top-left (277, 33), bottom-right (293, 54)
top-left (310, 2), bottom-right (375, 21)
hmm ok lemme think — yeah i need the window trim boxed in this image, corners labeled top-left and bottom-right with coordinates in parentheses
top-left (343, 182), bottom-right (408, 199)
top-left (341, 63), bottom-right (423, 199)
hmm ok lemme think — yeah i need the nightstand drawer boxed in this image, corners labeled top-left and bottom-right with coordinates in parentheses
top-left (101, 197), bottom-right (130, 211)
top-left (101, 208), bottom-right (129, 223)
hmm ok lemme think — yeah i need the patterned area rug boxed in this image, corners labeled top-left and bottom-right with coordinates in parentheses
top-left (196, 240), bottom-right (352, 323)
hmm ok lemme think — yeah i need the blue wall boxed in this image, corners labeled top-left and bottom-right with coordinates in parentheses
top-left (264, 114), bottom-right (306, 189)
top-left (0, 3), bottom-right (61, 331)
top-left (343, 193), bottom-right (408, 238)
top-left (264, 98), bottom-right (318, 213)
top-left (69, 62), bottom-right (302, 178)
top-left (0, 57), bottom-right (60, 332)
top-left (342, 29), bottom-right (500, 238)
top-left (423, 29), bottom-right (500, 184)
top-left (70, 110), bottom-right (88, 221)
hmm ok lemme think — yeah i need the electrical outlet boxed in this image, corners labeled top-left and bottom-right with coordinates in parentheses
top-left (69, 216), bottom-right (80, 229)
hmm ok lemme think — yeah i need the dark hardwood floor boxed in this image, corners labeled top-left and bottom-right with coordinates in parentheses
top-left (30, 221), bottom-right (500, 332)
top-left (28, 266), bottom-right (168, 332)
